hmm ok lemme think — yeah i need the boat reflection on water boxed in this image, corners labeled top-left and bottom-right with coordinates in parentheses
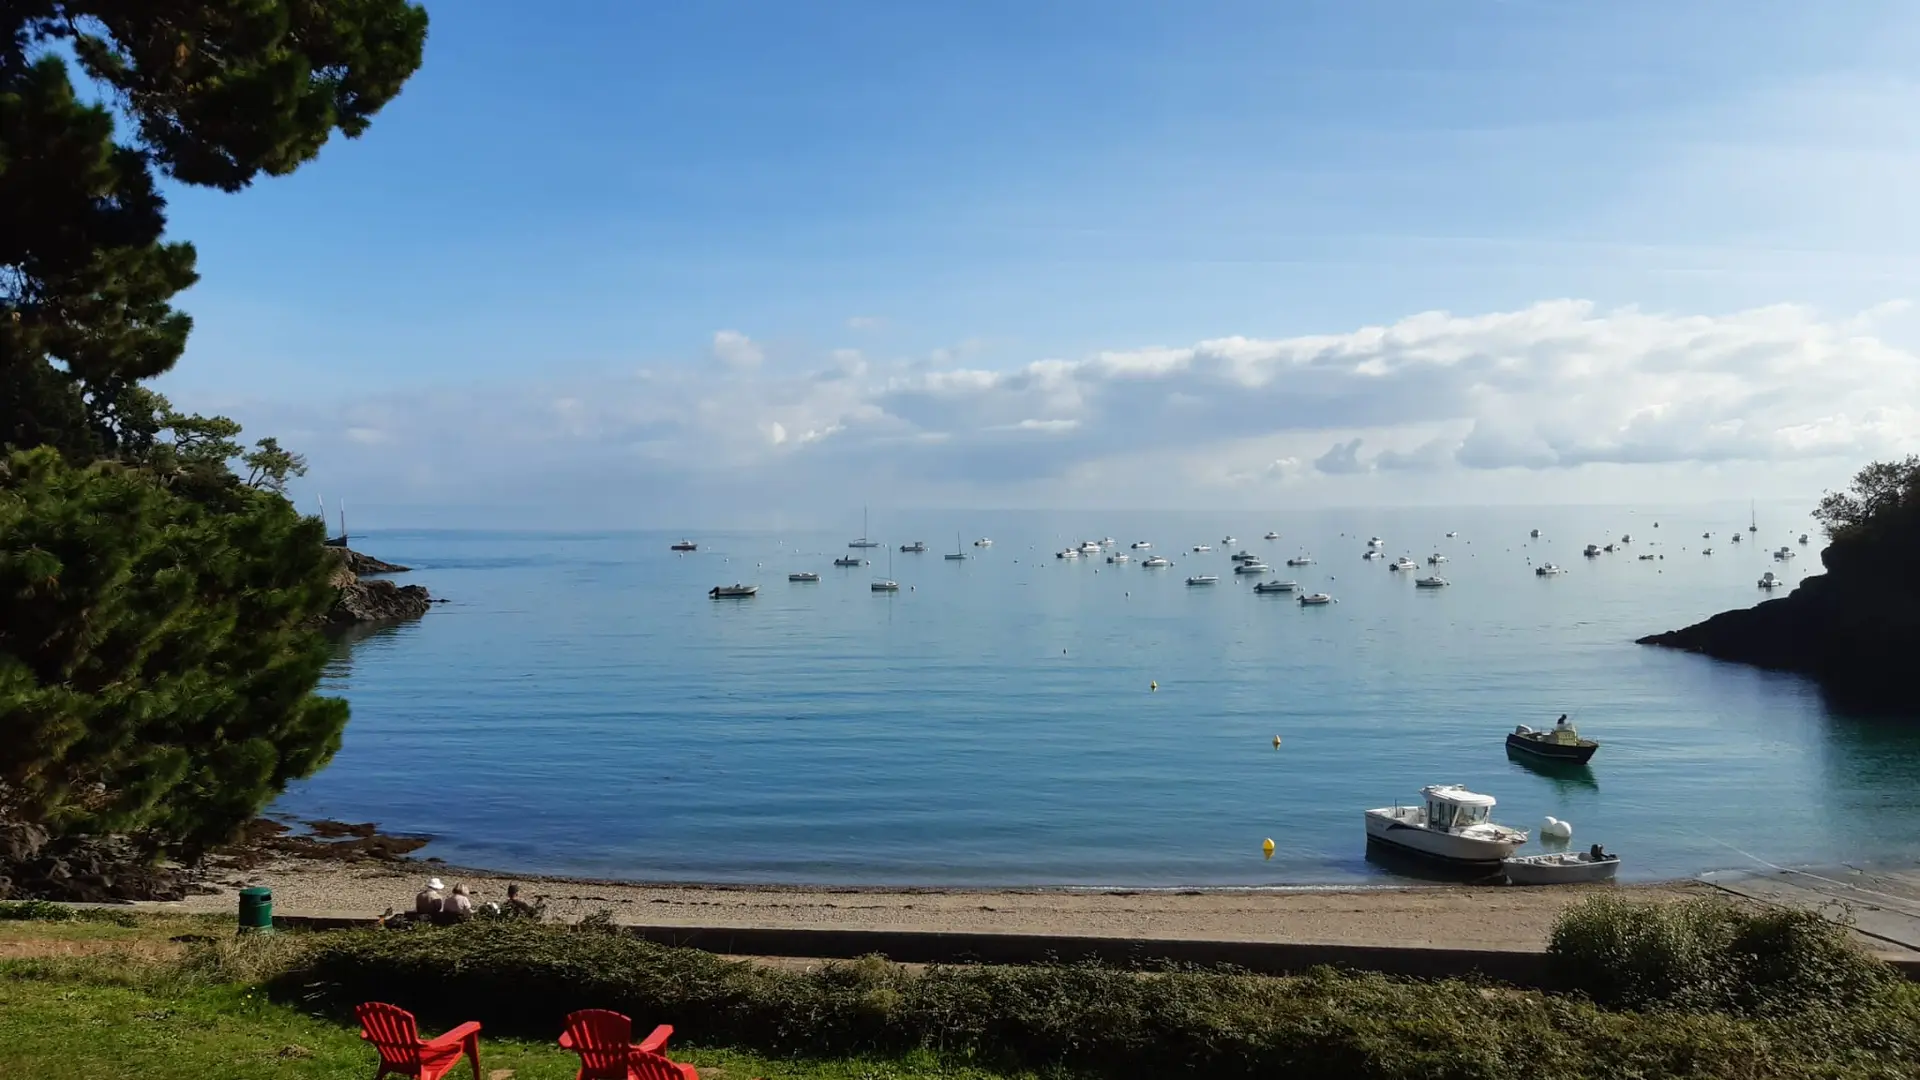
top-left (1363, 837), bottom-right (1505, 884)
top-left (1505, 744), bottom-right (1600, 793)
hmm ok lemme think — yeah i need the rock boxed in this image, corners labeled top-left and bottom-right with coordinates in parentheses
top-left (321, 545), bottom-right (433, 627)
top-left (1639, 540), bottom-right (1920, 711)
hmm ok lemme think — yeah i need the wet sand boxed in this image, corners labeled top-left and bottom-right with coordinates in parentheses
top-left (156, 858), bottom-right (1709, 952)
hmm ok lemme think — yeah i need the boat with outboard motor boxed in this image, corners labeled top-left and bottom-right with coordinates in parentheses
top-left (1506, 716), bottom-right (1599, 763)
top-left (1364, 785), bottom-right (1528, 866)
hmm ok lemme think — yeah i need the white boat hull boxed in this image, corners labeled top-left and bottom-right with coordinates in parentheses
top-left (1364, 808), bottom-right (1526, 865)
top-left (1502, 853), bottom-right (1621, 885)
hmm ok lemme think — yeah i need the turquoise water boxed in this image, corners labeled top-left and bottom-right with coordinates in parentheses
top-left (274, 507), bottom-right (1920, 886)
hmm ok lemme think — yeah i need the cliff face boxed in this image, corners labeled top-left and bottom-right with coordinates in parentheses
top-left (323, 546), bottom-right (433, 627)
top-left (1638, 531), bottom-right (1920, 711)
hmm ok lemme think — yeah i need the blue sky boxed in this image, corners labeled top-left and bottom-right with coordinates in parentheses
top-left (152, 1), bottom-right (1920, 526)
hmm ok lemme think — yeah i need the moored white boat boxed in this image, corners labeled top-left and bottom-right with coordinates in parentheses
top-left (1535, 563), bottom-right (1565, 576)
top-left (1230, 550), bottom-right (1259, 562)
top-left (1264, 531), bottom-right (1281, 540)
top-left (1222, 535), bottom-right (1236, 545)
top-left (1798, 533), bottom-right (1810, 545)
top-left (1131, 540), bottom-right (1152, 549)
top-left (1758, 571), bottom-right (1782, 589)
top-left (833, 556), bottom-right (864, 567)
top-left (1365, 785), bottom-right (1527, 866)
top-left (1233, 561), bottom-right (1271, 574)
top-left (900, 541), bottom-right (926, 553)
top-left (1253, 579), bottom-right (1298, 593)
top-left (1389, 556), bottom-right (1417, 571)
top-left (1186, 574), bottom-right (1218, 585)
top-left (1414, 575), bottom-right (1449, 587)
top-left (1428, 553), bottom-right (1449, 564)
top-left (1056, 548), bottom-right (1079, 559)
top-left (1142, 555), bottom-right (1172, 568)
top-left (1529, 528), bottom-right (1541, 538)
top-left (709, 583), bottom-right (759, 598)
top-left (1363, 550), bottom-right (1384, 560)
top-left (1502, 850), bottom-right (1620, 885)
top-left (788, 572), bottom-right (820, 582)
top-left (1286, 555), bottom-right (1314, 566)
top-left (1192, 544), bottom-right (1212, 552)
top-left (1583, 544), bottom-right (1602, 557)
top-left (1079, 541), bottom-right (1103, 554)
top-left (974, 537), bottom-right (993, 547)
top-left (1774, 546), bottom-right (1795, 560)
top-left (1368, 536), bottom-right (1384, 547)
top-left (1299, 592), bottom-right (1332, 605)
top-left (1106, 553), bottom-right (1131, 563)
top-left (871, 579), bottom-right (899, 592)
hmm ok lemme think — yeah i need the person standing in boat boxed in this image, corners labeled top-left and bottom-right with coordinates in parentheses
top-left (1555, 714), bottom-right (1570, 730)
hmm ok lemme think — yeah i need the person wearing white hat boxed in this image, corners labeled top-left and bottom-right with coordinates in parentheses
top-left (414, 877), bottom-right (445, 915)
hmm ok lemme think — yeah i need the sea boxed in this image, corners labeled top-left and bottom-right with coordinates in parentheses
top-left (270, 505), bottom-right (1920, 888)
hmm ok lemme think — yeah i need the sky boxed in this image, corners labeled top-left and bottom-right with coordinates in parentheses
top-left (148, 0), bottom-right (1920, 528)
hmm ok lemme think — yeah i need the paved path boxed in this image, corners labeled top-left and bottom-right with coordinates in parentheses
top-left (1701, 864), bottom-right (1920, 957)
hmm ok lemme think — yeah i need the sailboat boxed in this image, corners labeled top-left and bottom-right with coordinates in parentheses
top-left (945, 532), bottom-right (969, 560)
top-left (849, 505), bottom-right (881, 548)
top-left (872, 547), bottom-right (900, 591)
top-left (1749, 500), bottom-right (1758, 533)
top-left (317, 496), bottom-right (349, 547)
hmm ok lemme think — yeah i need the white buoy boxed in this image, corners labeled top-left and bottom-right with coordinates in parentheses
top-left (1541, 816), bottom-right (1573, 841)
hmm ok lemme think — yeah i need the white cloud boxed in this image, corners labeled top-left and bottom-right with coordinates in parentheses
top-left (225, 300), bottom-right (1920, 517)
top-left (710, 329), bottom-right (763, 371)
top-left (846, 316), bottom-right (885, 331)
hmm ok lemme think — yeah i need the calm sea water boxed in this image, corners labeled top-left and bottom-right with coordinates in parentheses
top-left (272, 506), bottom-right (1920, 887)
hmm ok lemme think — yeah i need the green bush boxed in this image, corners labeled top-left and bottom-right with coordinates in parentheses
top-left (268, 919), bottom-right (1919, 1079)
top-left (1547, 896), bottom-right (1894, 1014)
top-left (0, 900), bottom-right (137, 927)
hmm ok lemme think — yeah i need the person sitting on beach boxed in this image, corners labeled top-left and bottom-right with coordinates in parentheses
top-left (504, 883), bottom-right (537, 918)
top-left (440, 883), bottom-right (475, 922)
top-left (415, 877), bottom-right (445, 915)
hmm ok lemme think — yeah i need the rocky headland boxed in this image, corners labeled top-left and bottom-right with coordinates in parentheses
top-left (323, 545), bottom-right (435, 626)
top-left (1638, 468), bottom-right (1920, 711)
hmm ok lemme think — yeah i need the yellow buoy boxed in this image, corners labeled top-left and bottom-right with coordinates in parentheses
top-left (1149, 680), bottom-right (1157, 691)
top-left (1262, 838), bottom-right (1275, 859)
top-left (1272, 735), bottom-right (1282, 748)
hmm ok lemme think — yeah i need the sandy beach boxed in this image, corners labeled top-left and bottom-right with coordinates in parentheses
top-left (155, 857), bottom-right (1712, 953)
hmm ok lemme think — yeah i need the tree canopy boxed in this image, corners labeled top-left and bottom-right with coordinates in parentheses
top-left (1813, 456), bottom-right (1920, 543)
top-left (0, 2), bottom-right (426, 864)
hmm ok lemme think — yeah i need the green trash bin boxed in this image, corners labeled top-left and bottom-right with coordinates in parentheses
top-left (237, 886), bottom-right (274, 935)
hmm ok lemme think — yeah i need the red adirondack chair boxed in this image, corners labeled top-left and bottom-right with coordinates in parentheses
top-left (355, 1002), bottom-right (483, 1080)
top-left (559, 1008), bottom-right (699, 1080)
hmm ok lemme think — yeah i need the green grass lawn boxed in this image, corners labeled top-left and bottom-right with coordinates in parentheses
top-left (0, 952), bottom-right (1028, 1080)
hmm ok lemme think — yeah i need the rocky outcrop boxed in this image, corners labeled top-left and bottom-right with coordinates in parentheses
top-left (323, 546), bottom-right (433, 627)
top-left (0, 825), bottom-right (189, 902)
top-left (1638, 539), bottom-right (1920, 711)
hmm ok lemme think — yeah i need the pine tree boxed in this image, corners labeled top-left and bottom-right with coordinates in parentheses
top-left (0, 3), bottom-right (427, 862)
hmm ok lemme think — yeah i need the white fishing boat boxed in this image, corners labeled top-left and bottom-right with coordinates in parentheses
top-left (1264, 531), bottom-right (1281, 540)
top-left (974, 537), bottom-right (993, 547)
top-left (1079, 541), bottom-right (1103, 554)
top-left (709, 584), bottom-right (759, 598)
top-left (1428, 553), bottom-right (1449, 564)
top-left (1773, 546), bottom-right (1794, 560)
top-left (1367, 536), bottom-right (1384, 547)
top-left (1389, 556), bottom-right (1417, 571)
top-left (1535, 563), bottom-right (1565, 576)
top-left (788, 572), bottom-right (820, 582)
top-left (1222, 535), bottom-right (1237, 545)
top-left (1192, 544), bottom-right (1213, 553)
top-left (1056, 548), bottom-right (1079, 559)
top-left (1233, 561), bottom-right (1271, 574)
top-left (1142, 555), bottom-right (1172, 568)
top-left (1286, 555), bottom-right (1315, 566)
top-left (1445, 531), bottom-right (1459, 538)
top-left (1230, 550), bottom-right (1259, 562)
top-left (1100, 537), bottom-right (1117, 547)
top-left (1364, 785), bottom-right (1528, 866)
top-left (1363, 550), bottom-right (1384, 560)
top-left (1299, 592), bottom-right (1332, 605)
top-left (1186, 574), bottom-right (1219, 586)
top-left (1131, 540), bottom-right (1152, 549)
top-left (1758, 571), bottom-right (1782, 589)
top-left (1502, 850), bottom-right (1620, 885)
top-left (1253, 580), bottom-right (1298, 593)
top-left (1583, 544), bottom-right (1602, 557)
top-left (1107, 552), bottom-right (1131, 564)
top-left (1415, 575), bottom-right (1449, 588)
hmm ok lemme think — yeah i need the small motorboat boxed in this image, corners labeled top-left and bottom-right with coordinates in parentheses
top-left (1702, 531), bottom-right (1711, 539)
top-left (1131, 540), bottom-right (1152, 549)
top-left (872, 578), bottom-right (900, 592)
top-left (1222, 535), bottom-right (1237, 545)
top-left (1191, 544), bottom-right (1213, 553)
top-left (1798, 533), bottom-right (1810, 545)
top-left (833, 556), bottom-right (865, 567)
top-left (709, 584), bottom-right (758, 598)
top-left (1503, 849), bottom-right (1620, 886)
top-left (1056, 548), bottom-right (1079, 559)
top-left (1507, 718), bottom-right (1598, 763)
top-left (1535, 563), bottom-right (1565, 576)
top-left (1363, 550), bottom-right (1384, 560)
top-left (1774, 546), bottom-right (1795, 560)
top-left (1299, 592), bottom-right (1332, 605)
top-left (1264, 531), bottom-right (1281, 540)
top-left (1529, 528), bottom-right (1541, 538)
top-left (1415, 575), bottom-right (1449, 588)
top-left (1286, 555), bottom-right (1315, 566)
top-left (1079, 541), bottom-right (1103, 554)
top-left (1186, 574), bottom-right (1219, 586)
top-left (1233, 561), bottom-right (1271, 574)
top-left (1603, 543), bottom-right (1616, 553)
top-left (1619, 534), bottom-right (1632, 544)
top-left (1106, 553), bottom-right (1131, 564)
top-left (1730, 533), bottom-right (1742, 543)
top-left (1445, 531), bottom-right (1459, 538)
top-left (1637, 553), bottom-right (1655, 561)
top-left (1368, 536), bottom-right (1384, 547)
top-left (1702, 547), bottom-right (1712, 555)
top-left (1389, 556), bottom-right (1418, 571)
top-left (1364, 785), bottom-right (1528, 866)
top-left (1253, 580), bottom-right (1299, 593)
top-left (1230, 550), bottom-right (1260, 562)
top-left (1142, 555), bottom-right (1172, 568)
top-left (1583, 544), bottom-right (1602, 557)
top-left (670, 540), bottom-right (698, 552)
top-left (788, 572), bottom-right (820, 582)
top-left (900, 541), bottom-right (927, 553)
top-left (1758, 571), bottom-right (1783, 589)
top-left (1100, 537), bottom-right (1117, 547)
top-left (974, 537), bottom-right (993, 547)
top-left (1428, 553), bottom-right (1449, 564)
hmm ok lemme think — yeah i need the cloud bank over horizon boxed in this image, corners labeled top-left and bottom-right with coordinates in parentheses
top-left (224, 299), bottom-right (1920, 526)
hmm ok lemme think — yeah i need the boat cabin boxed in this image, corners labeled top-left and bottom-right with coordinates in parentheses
top-left (1421, 785), bottom-right (1496, 831)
